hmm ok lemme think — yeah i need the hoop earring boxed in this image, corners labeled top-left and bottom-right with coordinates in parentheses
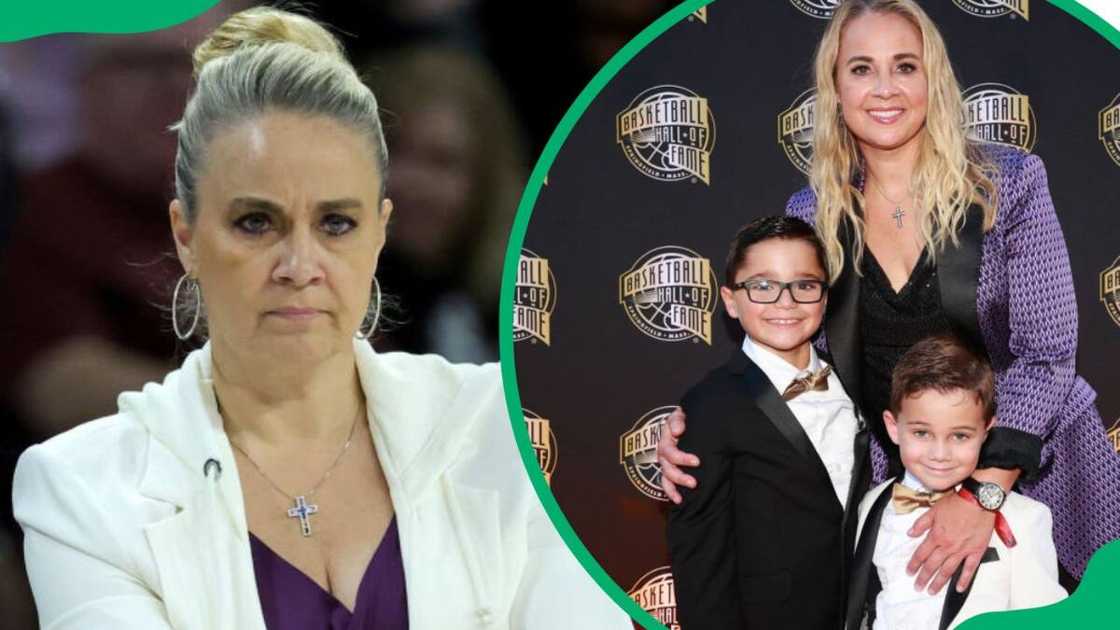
top-left (172, 273), bottom-right (201, 340)
top-left (355, 277), bottom-right (382, 340)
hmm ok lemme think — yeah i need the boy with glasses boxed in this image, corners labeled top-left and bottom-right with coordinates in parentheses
top-left (668, 216), bottom-right (868, 629)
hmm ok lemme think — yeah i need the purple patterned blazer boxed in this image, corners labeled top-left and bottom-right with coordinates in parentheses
top-left (785, 144), bottom-right (1120, 577)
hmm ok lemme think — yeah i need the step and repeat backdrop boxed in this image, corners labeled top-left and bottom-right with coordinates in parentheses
top-left (511, 1), bottom-right (1120, 628)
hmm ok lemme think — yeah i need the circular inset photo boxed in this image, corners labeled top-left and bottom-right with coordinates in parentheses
top-left (502, 1), bottom-right (1120, 628)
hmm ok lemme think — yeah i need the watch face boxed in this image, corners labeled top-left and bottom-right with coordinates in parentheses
top-left (976, 483), bottom-right (1005, 510)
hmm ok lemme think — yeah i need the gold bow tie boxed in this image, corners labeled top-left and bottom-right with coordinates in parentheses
top-left (781, 365), bottom-right (831, 401)
top-left (891, 483), bottom-right (950, 515)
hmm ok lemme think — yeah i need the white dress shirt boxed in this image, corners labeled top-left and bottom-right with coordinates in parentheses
top-left (741, 335), bottom-right (859, 505)
top-left (872, 471), bottom-right (946, 630)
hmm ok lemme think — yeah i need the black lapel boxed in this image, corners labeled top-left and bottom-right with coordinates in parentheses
top-left (939, 547), bottom-right (1001, 630)
top-left (842, 423), bottom-right (871, 548)
top-left (729, 352), bottom-right (837, 505)
top-left (936, 203), bottom-right (985, 351)
top-left (824, 213), bottom-right (862, 403)
top-left (845, 477), bottom-right (900, 630)
top-left (840, 424), bottom-right (870, 624)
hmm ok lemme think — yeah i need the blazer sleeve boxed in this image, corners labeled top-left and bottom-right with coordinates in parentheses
top-left (508, 502), bottom-right (632, 628)
top-left (13, 444), bottom-right (175, 630)
top-left (667, 384), bottom-right (743, 629)
top-left (988, 154), bottom-right (1076, 475)
top-left (1007, 498), bottom-right (1068, 610)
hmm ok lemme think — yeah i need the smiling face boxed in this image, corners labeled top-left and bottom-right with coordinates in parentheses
top-left (720, 238), bottom-right (827, 369)
top-left (835, 11), bottom-right (929, 156)
top-left (170, 111), bottom-right (392, 364)
top-left (884, 388), bottom-right (993, 492)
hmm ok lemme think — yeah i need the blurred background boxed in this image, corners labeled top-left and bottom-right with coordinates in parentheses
top-left (0, 1), bottom-right (675, 626)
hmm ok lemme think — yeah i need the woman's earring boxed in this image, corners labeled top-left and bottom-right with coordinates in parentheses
top-left (172, 273), bottom-right (201, 340)
top-left (355, 277), bottom-right (382, 340)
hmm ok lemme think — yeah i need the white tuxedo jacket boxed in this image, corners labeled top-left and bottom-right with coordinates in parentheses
top-left (13, 340), bottom-right (630, 630)
top-left (851, 478), bottom-right (1067, 629)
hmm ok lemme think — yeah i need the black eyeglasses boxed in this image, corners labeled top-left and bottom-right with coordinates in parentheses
top-left (730, 278), bottom-right (828, 304)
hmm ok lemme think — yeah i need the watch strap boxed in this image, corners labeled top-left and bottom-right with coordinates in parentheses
top-left (957, 487), bottom-right (1018, 548)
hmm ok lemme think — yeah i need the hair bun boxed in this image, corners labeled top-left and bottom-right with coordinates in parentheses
top-left (192, 7), bottom-right (343, 77)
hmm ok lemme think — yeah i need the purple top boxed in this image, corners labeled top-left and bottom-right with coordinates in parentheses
top-left (250, 517), bottom-right (408, 630)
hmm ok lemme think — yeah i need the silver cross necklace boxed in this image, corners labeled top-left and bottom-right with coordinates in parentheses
top-left (226, 404), bottom-right (362, 537)
top-left (869, 176), bottom-right (911, 229)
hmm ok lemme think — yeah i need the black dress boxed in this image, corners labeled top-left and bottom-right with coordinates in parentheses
top-left (858, 247), bottom-right (953, 476)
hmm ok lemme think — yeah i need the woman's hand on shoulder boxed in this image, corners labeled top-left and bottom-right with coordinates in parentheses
top-left (906, 493), bottom-right (996, 594)
top-left (658, 407), bottom-right (700, 504)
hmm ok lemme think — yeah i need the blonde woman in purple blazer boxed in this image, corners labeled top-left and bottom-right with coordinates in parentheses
top-left (660, 0), bottom-right (1119, 595)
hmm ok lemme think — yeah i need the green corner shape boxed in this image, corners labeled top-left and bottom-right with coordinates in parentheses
top-left (496, 1), bottom-right (1117, 629)
top-left (959, 539), bottom-right (1120, 629)
top-left (0, 0), bottom-right (219, 42)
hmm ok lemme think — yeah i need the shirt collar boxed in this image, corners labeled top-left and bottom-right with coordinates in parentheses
top-left (740, 334), bottom-right (822, 392)
top-left (901, 469), bottom-right (929, 492)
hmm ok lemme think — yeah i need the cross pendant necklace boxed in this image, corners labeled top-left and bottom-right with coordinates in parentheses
top-left (870, 176), bottom-right (910, 230)
top-left (226, 405), bottom-right (362, 538)
top-left (288, 495), bottom-right (319, 536)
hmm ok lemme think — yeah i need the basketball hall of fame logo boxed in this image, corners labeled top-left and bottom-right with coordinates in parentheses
top-left (963, 83), bottom-right (1036, 152)
top-left (620, 406), bottom-right (675, 501)
top-left (523, 409), bottom-right (557, 486)
top-left (779, 88), bottom-right (817, 175)
top-left (616, 86), bottom-right (716, 185)
top-left (513, 250), bottom-right (556, 346)
top-left (789, 0), bottom-right (840, 19)
top-left (953, 0), bottom-right (1029, 20)
top-left (619, 246), bottom-right (717, 344)
top-left (628, 566), bottom-right (679, 629)
top-left (1102, 256), bottom-right (1120, 328)
top-left (1100, 93), bottom-right (1120, 168)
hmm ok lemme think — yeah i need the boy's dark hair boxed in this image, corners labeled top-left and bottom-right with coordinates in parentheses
top-left (724, 216), bottom-right (828, 286)
top-left (890, 334), bottom-right (996, 420)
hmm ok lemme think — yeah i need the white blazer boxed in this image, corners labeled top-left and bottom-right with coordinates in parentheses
top-left (13, 340), bottom-right (630, 630)
top-left (855, 478), bottom-right (1067, 629)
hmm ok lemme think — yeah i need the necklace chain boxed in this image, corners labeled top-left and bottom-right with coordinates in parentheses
top-left (869, 174), bottom-right (910, 206)
top-left (226, 404), bottom-right (362, 503)
top-left (868, 174), bottom-right (911, 229)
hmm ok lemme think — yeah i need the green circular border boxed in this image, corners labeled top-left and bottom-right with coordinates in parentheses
top-left (498, 2), bottom-right (1120, 628)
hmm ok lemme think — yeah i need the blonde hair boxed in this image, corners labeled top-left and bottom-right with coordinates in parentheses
top-left (809, 0), bottom-right (997, 280)
top-left (171, 6), bottom-right (389, 220)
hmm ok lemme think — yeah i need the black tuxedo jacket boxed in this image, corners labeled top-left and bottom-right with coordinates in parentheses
top-left (668, 351), bottom-right (870, 629)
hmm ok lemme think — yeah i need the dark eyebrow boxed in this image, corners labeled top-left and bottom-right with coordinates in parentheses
top-left (846, 52), bottom-right (921, 65)
top-left (229, 196), bottom-right (283, 214)
top-left (318, 198), bottom-right (364, 213)
top-left (227, 197), bottom-right (364, 214)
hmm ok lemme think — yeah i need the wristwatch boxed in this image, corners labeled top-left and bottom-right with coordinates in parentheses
top-left (959, 477), bottom-right (1007, 511)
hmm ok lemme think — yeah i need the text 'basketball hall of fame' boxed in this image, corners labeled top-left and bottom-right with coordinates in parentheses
top-left (620, 406), bottom-right (676, 502)
top-left (523, 409), bottom-right (557, 486)
top-left (619, 246), bottom-right (717, 344)
top-left (629, 566), bottom-right (679, 629)
top-left (617, 86), bottom-right (716, 184)
top-left (779, 88), bottom-right (816, 175)
top-left (1101, 256), bottom-right (1120, 329)
top-left (514, 250), bottom-right (556, 346)
top-left (963, 82), bottom-right (1036, 152)
top-left (1100, 93), bottom-right (1120, 169)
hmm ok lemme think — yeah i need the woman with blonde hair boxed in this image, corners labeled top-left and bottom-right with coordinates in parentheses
top-left (661, 0), bottom-right (1119, 597)
top-left (12, 7), bottom-right (630, 629)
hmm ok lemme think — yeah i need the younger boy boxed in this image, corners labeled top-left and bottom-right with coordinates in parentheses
top-left (847, 335), bottom-right (1066, 630)
top-left (668, 216), bottom-right (868, 629)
